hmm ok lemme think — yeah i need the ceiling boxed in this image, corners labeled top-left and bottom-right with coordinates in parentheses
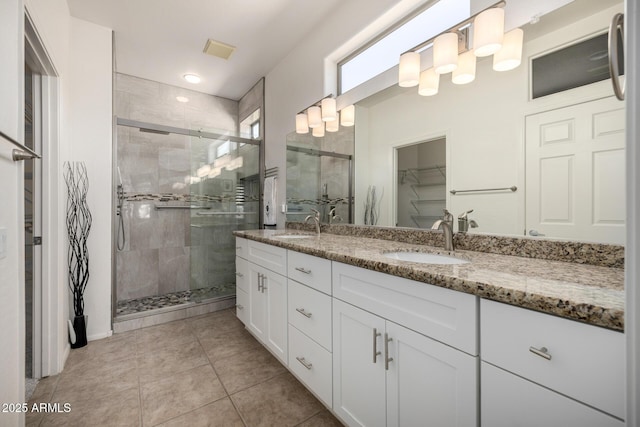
top-left (67, 0), bottom-right (344, 100)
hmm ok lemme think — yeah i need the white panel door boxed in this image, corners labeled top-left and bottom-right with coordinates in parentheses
top-left (333, 299), bottom-right (386, 427)
top-left (526, 96), bottom-right (625, 243)
top-left (385, 321), bottom-right (478, 427)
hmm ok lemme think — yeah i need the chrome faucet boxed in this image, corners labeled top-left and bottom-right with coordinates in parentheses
top-left (305, 208), bottom-right (321, 235)
top-left (432, 209), bottom-right (455, 251)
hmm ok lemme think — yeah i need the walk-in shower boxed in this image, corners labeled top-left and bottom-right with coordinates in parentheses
top-left (113, 118), bottom-right (261, 320)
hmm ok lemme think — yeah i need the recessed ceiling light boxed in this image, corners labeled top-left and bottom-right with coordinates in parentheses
top-left (176, 96), bottom-right (189, 103)
top-left (183, 74), bottom-right (201, 84)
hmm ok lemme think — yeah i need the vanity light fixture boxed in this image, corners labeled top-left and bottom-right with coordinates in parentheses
top-left (296, 113), bottom-right (309, 134)
top-left (341, 105), bottom-right (355, 127)
top-left (326, 113), bottom-right (340, 132)
top-left (397, 1), bottom-right (522, 95)
top-left (493, 28), bottom-right (524, 71)
top-left (294, 96), bottom-right (355, 136)
top-left (307, 106), bottom-right (322, 128)
top-left (183, 74), bottom-right (201, 84)
top-left (312, 122), bottom-right (325, 137)
top-left (321, 97), bottom-right (337, 121)
top-left (452, 50), bottom-right (477, 84)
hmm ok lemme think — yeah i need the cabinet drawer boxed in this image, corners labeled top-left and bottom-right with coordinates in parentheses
top-left (481, 362), bottom-right (623, 427)
top-left (236, 237), bottom-right (248, 259)
top-left (288, 280), bottom-right (332, 351)
top-left (481, 299), bottom-right (625, 419)
top-left (288, 324), bottom-right (332, 407)
top-left (247, 240), bottom-right (287, 276)
top-left (236, 288), bottom-right (248, 325)
top-left (332, 262), bottom-right (478, 355)
top-left (235, 257), bottom-right (248, 293)
top-left (287, 251), bottom-right (332, 294)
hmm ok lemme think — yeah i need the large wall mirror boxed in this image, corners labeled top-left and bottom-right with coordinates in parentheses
top-left (353, 0), bottom-right (625, 244)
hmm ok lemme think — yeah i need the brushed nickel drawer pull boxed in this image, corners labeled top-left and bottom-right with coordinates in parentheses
top-left (296, 308), bottom-right (312, 318)
top-left (295, 267), bottom-right (312, 274)
top-left (385, 333), bottom-right (394, 370)
top-left (296, 356), bottom-right (313, 370)
top-left (372, 328), bottom-right (382, 363)
top-left (529, 346), bottom-right (552, 360)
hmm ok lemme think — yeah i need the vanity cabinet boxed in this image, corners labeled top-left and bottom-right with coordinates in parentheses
top-left (480, 299), bottom-right (625, 426)
top-left (332, 262), bottom-right (478, 427)
top-left (244, 240), bottom-right (288, 363)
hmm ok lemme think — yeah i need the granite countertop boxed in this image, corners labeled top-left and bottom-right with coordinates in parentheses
top-left (234, 229), bottom-right (625, 332)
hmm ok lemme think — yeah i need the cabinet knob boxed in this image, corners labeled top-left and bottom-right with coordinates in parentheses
top-left (295, 267), bottom-right (312, 275)
top-left (529, 346), bottom-right (552, 360)
top-left (296, 356), bottom-right (313, 370)
top-left (296, 308), bottom-right (312, 318)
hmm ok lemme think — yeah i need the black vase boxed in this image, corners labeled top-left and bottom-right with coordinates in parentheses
top-left (70, 315), bottom-right (88, 349)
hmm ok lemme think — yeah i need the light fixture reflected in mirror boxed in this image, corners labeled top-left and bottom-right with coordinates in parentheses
top-left (312, 122), bottom-right (325, 137)
top-left (321, 98), bottom-right (337, 121)
top-left (296, 113), bottom-right (309, 134)
top-left (493, 28), bottom-right (524, 71)
top-left (307, 106), bottom-right (322, 128)
top-left (326, 113), bottom-right (340, 132)
top-left (341, 105), bottom-right (355, 126)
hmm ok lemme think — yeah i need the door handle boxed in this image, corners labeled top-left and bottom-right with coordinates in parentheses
top-left (295, 308), bottom-right (312, 318)
top-left (257, 273), bottom-right (263, 292)
top-left (529, 346), bottom-right (552, 360)
top-left (295, 267), bottom-right (312, 274)
top-left (608, 13), bottom-right (625, 101)
top-left (529, 229), bottom-right (545, 237)
top-left (296, 356), bottom-right (313, 370)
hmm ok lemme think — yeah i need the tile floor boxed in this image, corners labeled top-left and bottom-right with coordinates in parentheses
top-left (26, 308), bottom-right (344, 427)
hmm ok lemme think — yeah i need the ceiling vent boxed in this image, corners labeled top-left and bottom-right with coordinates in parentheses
top-left (203, 39), bottom-right (236, 60)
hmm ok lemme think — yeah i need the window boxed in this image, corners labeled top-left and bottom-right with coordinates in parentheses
top-left (338, 0), bottom-right (470, 94)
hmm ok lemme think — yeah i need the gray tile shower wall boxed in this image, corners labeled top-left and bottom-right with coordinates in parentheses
top-left (115, 73), bottom-right (240, 302)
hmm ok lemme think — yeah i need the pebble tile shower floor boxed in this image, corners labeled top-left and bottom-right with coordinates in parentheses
top-left (26, 308), bottom-right (344, 426)
top-left (116, 285), bottom-right (236, 316)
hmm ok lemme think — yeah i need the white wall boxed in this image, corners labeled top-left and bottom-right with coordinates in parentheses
top-left (355, 3), bottom-right (623, 236)
top-left (0, 1), bottom-right (26, 423)
top-left (68, 17), bottom-right (113, 341)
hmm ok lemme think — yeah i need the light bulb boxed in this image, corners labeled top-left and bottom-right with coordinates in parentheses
top-left (452, 50), bottom-right (476, 84)
top-left (307, 106), bottom-right (322, 128)
top-left (326, 113), bottom-right (339, 132)
top-left (296, 113), bottom-right (309, 134)
top-left (418, 68), bottom-right (439, 96)
top-left (341, 105), bottom-right (355, 127)
top-left (433, 33), bottom-right (459, 74)
top-left (473, 8), bottom-right (504, 57)
top-left (493, 28), bottom-right (524, 71)
top-left (321, 98), bottom-right (337, 122)
top-left (398, 52), bottom-right (421, 87)
top-left (312, 122), bottom-right (325, 137)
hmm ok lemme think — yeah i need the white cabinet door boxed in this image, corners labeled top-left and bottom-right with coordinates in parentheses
top-left (386, 321), bottom-right (477, 427)
top-left (248, 263), bottom-right (266, 339)
top-left (482, 362), bottom-right (624, 427)
top-left (333, 299), bottom-right (386, 427)
top-left (264, 267), bottom-right (288, 363)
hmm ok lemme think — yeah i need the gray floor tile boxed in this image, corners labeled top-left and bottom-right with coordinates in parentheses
top-left (213, 344), bottom-right (286, 394)
top-left (155, 397), bottom-right (243, 427)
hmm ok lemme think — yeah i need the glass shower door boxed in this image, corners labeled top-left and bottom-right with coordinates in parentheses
top-left (189, 135), bottom-right (260, 301)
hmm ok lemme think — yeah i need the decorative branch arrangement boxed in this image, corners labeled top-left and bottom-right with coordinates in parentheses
top-left (364, 185), bottom-right (383, 225)
top-left (64, 162), bottom-right (92, 347)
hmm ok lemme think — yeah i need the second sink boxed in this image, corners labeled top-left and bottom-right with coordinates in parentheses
top-left (384, 251), bottom-right (470, 265)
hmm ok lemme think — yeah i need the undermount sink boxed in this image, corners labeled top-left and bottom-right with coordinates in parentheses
top-left (383, 251), bottom-right (470, 265)
top-left (273, 234), bottom-right (314, 239)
